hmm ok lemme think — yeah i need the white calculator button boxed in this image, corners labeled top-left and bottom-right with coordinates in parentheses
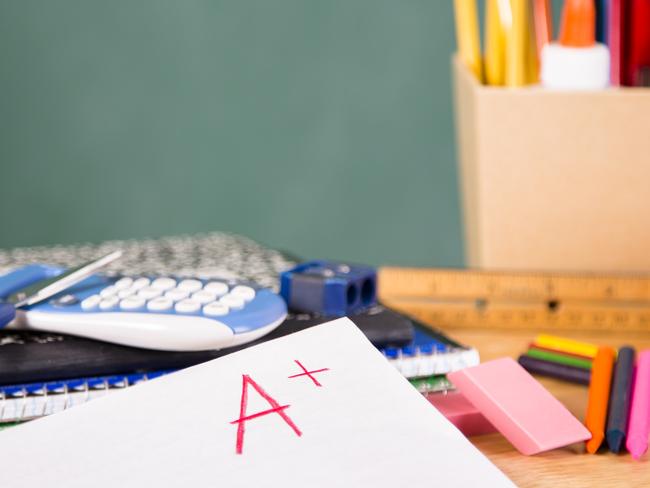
top-left (178, 279), bottom-right (203, 293)
top-left (120, 297), bottom-right (146, 310)
top-left (151, 277), bottom-right (176, 291)
top-left (131, 277), bottom-right (151, 290)
top-left (100, 286), bottom-right (117, 298)
top-left (220, 294), bottom-right (245, 310)
top-left (99, 297), bottom-right (119, 310)
top-left (191, 290), bottom-right (217, 304)
top-left (175, 299), bottom-right (201, 313)
top-left (114, 277), bottom-right (133, 290)
top-left (118, 288), bottom-right (135, 299)
top-left (164, 289), bottom-right (190, 301)
top-left (204, 282), bottom-right (229, 296)
top-left (203, 302), bottom-right (229, 317)
top-left (137, 287), bottom-right (162, 300)
top-left (81, 295), bottom-right (101, 310)
top-left (147, 297), bottom-right (173, 311)
top-left (230, 285), bottom-right (256, 302)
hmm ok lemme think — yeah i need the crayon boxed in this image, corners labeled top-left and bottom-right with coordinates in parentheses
top-left (526, 347), bottom-right (592, 370)
top-left (626, 350), bottom-right (650, 460)
top-left (585, 347), bottom-right (615, 453)
top-left (533, 334), bottom-right (598, 359)
top-left (606, 346), bottom-right (635, 453)
top-left (518, 355), bottom-right (591, 385)
top-left (528, 343), bottom-right (593, 360)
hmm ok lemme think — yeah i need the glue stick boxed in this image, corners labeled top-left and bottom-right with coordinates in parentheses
top-left (541, 0), bottom-right (610, 89)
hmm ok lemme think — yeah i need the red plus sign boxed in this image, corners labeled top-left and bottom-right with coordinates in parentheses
top-left (288, 359), bottom-right (330, 387)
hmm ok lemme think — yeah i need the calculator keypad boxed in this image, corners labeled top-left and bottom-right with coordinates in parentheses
top-left (82, 277), bottom-right (256, 318)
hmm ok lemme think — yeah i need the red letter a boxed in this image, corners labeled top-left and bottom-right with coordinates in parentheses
top-left (230, 374), bottom-right (302, 454)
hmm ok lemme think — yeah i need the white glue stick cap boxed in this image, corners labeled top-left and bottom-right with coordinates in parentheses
top-left (541, 43), bottom-right (610, 90)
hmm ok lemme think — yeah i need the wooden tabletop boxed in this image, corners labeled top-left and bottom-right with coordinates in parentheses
top-left (426, 326), bottom-right (650, 487)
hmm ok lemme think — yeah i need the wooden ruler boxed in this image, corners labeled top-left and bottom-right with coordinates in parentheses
top-left (378, 267), bottom-right (650, 331)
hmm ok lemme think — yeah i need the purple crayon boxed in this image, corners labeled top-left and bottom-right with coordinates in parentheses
top-left (518, 355), bottom-right (591, 385)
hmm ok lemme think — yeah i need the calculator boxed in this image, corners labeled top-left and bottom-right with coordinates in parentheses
top-left (2, 266), bottom-right (287, 351)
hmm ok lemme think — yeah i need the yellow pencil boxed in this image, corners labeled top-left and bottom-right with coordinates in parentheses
top-left (453, 0), bottom-right (483, 82)
top-left (485, 0), bottom-right (506, 85)
top-left (505, 0), bottom-right (529, 86)
top-left (525, 1), bottom-right (540, 84)
top-left (534, 334), bottom-right (599, 359)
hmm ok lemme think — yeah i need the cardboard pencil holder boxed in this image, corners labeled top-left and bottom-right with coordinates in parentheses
top-left (452, 56), bottom-right (650, 272)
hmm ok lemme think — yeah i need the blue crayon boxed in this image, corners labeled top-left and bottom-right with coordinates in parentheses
top-left (605, 346), bottom-right (636, 453)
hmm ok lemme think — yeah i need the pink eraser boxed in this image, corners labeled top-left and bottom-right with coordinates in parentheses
top-left (448, 357), bottom-right (591, 455)
top-left (626, 350), bottom-right (650, 460)
top-left (427, 391), bottom-right (496, 437)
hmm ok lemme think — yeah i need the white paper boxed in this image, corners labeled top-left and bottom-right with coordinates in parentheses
top-left (0, 318), bottom-right (513, 487)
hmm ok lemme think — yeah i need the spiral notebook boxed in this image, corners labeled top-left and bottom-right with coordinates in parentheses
top-left (0, 320), bottom-right (475, 423)
top-left (0, 319), bottom-right (514, 488)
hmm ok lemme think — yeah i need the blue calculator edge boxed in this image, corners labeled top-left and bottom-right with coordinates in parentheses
top-left (0, 264), bottom-right (287, 352)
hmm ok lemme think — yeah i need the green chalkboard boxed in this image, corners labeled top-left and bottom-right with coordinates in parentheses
top-left (0, 1), bottom-right (467, 266)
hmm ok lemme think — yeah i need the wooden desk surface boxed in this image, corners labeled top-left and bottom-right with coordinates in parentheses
top-left (425, 326), bottom-right (650, 487)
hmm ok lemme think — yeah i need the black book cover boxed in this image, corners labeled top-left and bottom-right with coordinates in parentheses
top-left (0, 305), bottom-right (413, 385)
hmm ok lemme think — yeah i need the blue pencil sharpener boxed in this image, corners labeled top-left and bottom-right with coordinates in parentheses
top-left (280, 260), bottom-right (377, 316)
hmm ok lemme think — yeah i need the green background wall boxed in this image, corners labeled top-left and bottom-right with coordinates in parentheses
top-left (0, 1), bottom-right (563, 266)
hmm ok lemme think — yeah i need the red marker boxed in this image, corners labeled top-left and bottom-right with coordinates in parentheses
top-left (626, 0), bottom-right (650, 86)
top-left (608, 0), bottom-right (627, 86)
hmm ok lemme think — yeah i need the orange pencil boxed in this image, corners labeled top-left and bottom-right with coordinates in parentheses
top-left (585, 346), bottom-right (615, 453)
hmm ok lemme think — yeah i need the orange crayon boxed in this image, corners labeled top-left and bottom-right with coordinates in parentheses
top-left (585, 346), bottom-right (615, 453)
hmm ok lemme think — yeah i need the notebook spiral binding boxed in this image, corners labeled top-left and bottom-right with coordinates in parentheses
top-left (0, 371), bottom-right (173, 423)
top-left (380, 327), bottom-right (480, 379)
